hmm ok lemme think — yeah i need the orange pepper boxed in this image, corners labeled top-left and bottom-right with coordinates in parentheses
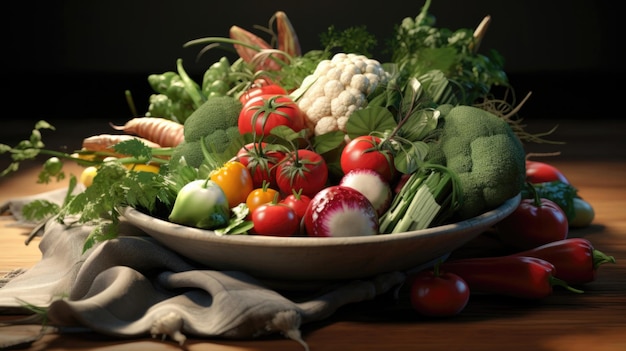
top-left (210, 161), bottom-right (254, 208)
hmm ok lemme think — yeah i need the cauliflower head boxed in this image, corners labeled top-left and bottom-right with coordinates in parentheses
top-left (294, 53), bottom-right (390, 136)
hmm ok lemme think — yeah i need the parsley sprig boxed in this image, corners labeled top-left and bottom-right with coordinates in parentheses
top-left (1, 121), bottom-right (183, 251)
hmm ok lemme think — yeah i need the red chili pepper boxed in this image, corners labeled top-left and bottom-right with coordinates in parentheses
top-left (496, 183), bottom-right (569, 250)
top-left (441, 256), bottom-right (583, 299)
top-left (526, 160), bottom-right (570, 184)
top-left (510, 238), bottom-right (616, 285)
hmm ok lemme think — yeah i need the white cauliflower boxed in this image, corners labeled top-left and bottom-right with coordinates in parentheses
top-left (293, 53), bottom-right (390, 136)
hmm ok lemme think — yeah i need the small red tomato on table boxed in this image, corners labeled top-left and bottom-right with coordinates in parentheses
top-left (526, 160), bottom-right (569, 184)
top-left (409, 264), bottom-right (470, 317)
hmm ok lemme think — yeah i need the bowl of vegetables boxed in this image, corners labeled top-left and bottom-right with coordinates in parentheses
top-left (3, 6), bottom-right (529, 287)
top-left (121, 193), bottom-right (520, 284)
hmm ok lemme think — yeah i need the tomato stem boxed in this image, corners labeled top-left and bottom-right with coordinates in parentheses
top-left (433, 260), bottom-right (442, 277)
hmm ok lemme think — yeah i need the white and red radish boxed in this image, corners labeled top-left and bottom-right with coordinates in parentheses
top-left (339, 168), bottom-right (392, 216)
top-left (303, 185), bottom-right (379, 237)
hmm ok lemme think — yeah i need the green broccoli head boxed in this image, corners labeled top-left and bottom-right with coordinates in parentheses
top-left (428, 105), bottom-right (526, 219)
top-left (171, 126), bottom-right (243, 168)
top-left (183, 96), bottom-right (242, 142)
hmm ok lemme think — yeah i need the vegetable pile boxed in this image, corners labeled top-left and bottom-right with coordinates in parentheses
top-left (0, 0), bottom-right (615, 318)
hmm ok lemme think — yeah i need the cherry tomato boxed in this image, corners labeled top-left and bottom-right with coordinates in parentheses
top-left (246, 182), bottom-right (280, 215)
top-left (409, 266), bottom-right (470, 317)
top-left (209, 161), bottom-right (254, 208)
top-left (252, 203), bottom-right (299, 237)
top-left (235, 142), bottom-right (285, 189)
top-left (44, 157), bottom-right (63, 176)
top-left (80, 166), bottom-right (98, 187)
top-left (340, 135), bottom-right (395, 182)
top-left (279, 189), bottom-right (312, 223)
top-left (496, 196), bottom-right (569, 250)
top-left (239, 84), bottom-right (287, 105)
top-left (238, 94), bottom-right (306, 137)
top-left (276, 149), bottom-right (328, 198)
top-left (526, 160), bottom-right (569, 184)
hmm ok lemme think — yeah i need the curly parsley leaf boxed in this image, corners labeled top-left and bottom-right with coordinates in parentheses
top-left (21, 200), bottom-right (61, 222)
top-left (81, 219), bottom-right (120, 253)
top-left (387, 0), bottom-right (508, 104)
top-left (113, 138), bottom-right (153, 162)
top-left (56, 161), bottom-right (169, 252)
top-left (319, 25), bottom-right (378, 57)
top-left (22, 174), bottom-right (79, 222)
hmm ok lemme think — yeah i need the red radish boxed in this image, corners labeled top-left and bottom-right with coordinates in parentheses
top-left (303, 185), bottom-right (379, 237)
top-left (339, 168), bottom-right (392, 216)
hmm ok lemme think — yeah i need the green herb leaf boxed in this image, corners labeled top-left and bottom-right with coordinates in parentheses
top-left (21, 200), bottom-right (60, 222)
top-left (399, 108), bottom-right (441, 141)
top-left (113, 139), bottom-right (153, 162)
top-left (312, 130), bottom-right (345, 155)
top-left (345, 105), bottom-right (397, 139)
top-left (214, 203), bottom-right (253, 235)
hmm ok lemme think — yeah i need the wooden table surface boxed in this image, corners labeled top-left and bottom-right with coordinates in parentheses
top-left (1, 119), bottom-right (625, 351)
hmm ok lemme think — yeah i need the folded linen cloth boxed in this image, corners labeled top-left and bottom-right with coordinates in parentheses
top-left (0, 185), bottom-right (85, 227)
top-left (0, 189), bottom-right (407, 350)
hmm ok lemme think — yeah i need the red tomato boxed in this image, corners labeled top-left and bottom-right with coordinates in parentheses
top-left (496, 197), bottom-right (569, 250)
top-left (409, 267), bottom-right (470, 317)
top-left (239, 84), bottom-right (287, 104)
top-left (279, 189), bottom-right (312, 223)
top-left (238, 94), bottom-right (306, 137)
top-left (526, 160), bottom-right (569, 184)
top-left (236, 142), bottom-right (285, 189)
top-left (340, 135), bottom-right (396, 182)
top-left (276, 149), bottom-right (328, 198)
top-left (252, 203), bottom-right (299, 237)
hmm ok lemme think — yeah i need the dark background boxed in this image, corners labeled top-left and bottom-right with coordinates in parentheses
top-left (6, 0), bottom-right (623, 127)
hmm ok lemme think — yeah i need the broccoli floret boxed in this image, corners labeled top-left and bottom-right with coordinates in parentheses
top-left (427, 105), bottom-right (526, 219)
top-left (171, 126), bottom-right (243, 168)
top-left (172, 95), bottom-right (243, 168)
top-left (183, 96), bottom-right (242, 142)
top-left (170, 140), bottom-right (204, 168)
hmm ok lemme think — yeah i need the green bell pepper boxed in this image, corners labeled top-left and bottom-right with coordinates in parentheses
top-left (168, 179), bottom-right (230, 229)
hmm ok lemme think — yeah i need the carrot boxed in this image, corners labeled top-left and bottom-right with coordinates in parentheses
top-left (110, 117), bottom-right (184, 147)
top-left (82, 134), bottom-right (162, 153)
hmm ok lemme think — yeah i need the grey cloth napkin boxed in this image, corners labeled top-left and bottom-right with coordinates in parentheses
top-left (0, 186), bottom-right (85, 227)
top-left (0, 189), bottom-right (407, 350)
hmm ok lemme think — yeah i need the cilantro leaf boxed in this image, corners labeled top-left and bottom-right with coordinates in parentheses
top-left (21, 200), bottom-right (61, 222)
